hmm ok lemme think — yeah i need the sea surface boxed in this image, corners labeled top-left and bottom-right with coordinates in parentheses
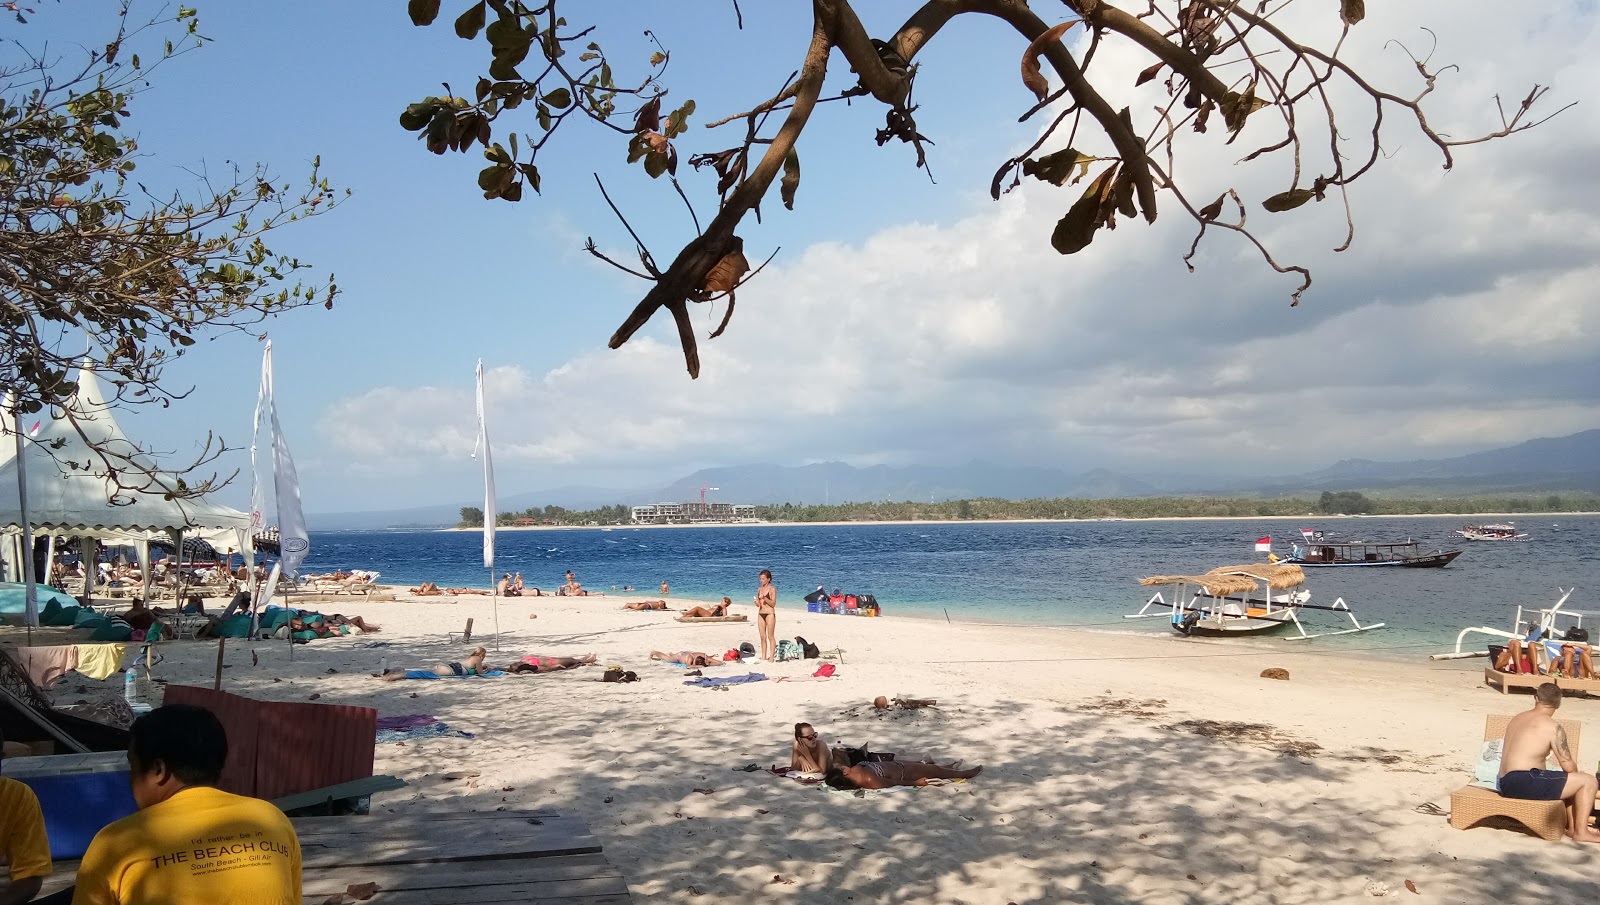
top-left (300, 516), bottom-right (1600, 658)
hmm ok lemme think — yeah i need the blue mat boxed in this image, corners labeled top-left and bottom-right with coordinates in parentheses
top-left (401, 669), bottom-right (508, 680)
top-left (685, 672), bottom-right (768, 688)
top-left (376, 722), bottom-right (475, 743)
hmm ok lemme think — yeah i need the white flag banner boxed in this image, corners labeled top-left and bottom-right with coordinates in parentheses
top-left (257, 342), bottom-right (310, 580)
top-left (475, 359), bottom-right (496, 570)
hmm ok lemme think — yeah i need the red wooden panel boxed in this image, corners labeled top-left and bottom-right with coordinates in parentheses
top-left (160, 685), bottom-right (260, 797)
top-left (253, 701), bottom-right (376, 801)
top-left (159, 686), bottom-right (375, 801)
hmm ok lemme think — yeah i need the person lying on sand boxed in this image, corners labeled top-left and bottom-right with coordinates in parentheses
top-left (792, 722), bottom-right (831, 773)
top-left (650, 650), bottom-right (723, 667)
top-left (1498, 682), bottom-right (1600, 842)
top-left (824, 761), bottom-right (982, 790)
top-left (680, 600), bottom-right (731, 618)
top-left (411, 582), bottom-right (442, 596)
top-left (624, 600), bottom-right (669, 611)
top-left (442, 587), bottom-right (492, 596)
top-left (379, 646), bottom-right (489, 680)
top-left (506, 653), bottom-right (598, 674)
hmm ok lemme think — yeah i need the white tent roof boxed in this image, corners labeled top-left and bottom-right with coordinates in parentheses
top-left (0, 368), bottom-right (250, 538)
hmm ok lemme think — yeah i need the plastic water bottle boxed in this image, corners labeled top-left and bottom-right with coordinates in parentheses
top-left (123, 668), bottom-right (138, 704)
top-left (378, 656), bottom-right (389, 677)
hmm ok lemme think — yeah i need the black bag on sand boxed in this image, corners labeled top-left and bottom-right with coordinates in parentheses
top-left (795, 636), bottom-right (820, 659)
top-left (739, 641), bottom-right (757, 658)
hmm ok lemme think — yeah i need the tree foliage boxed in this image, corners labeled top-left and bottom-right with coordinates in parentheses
top-left (402, 0), bottom-right (1565, 377)
top-left (1, 3), bottom-right (344, 499)
top-left (459, 505), bottom-right (485, 526)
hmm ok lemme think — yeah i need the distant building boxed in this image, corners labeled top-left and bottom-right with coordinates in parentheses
top-left (630, 501), bottom-right (758, 524)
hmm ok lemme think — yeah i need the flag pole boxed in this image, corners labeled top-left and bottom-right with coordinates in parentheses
top-left (11, 405), bottom-right (38, 643)
top-left (474, 359), bottom-right (498, 653)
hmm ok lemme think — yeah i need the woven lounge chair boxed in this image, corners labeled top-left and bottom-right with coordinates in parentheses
top-left (1449, 713), bottom-right (1583, 841)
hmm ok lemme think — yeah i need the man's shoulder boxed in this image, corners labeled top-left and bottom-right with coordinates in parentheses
top-left (0, 776), bottom-right (41, 809)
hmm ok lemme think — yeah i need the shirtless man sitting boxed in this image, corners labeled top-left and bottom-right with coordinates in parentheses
top-left (650, 650), bottom-right (723, 667)
top-left (825, 761), bottom-right (982, 790)
top-left (1498, 682), bottom-right (1600, 842)
top-left (623, 600), bottom-right (669, 611)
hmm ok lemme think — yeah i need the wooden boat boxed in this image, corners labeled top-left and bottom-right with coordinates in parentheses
top-left (1455, 523), bottom-right (1529, 541)
top-left (1279, 539), bottom-right (1461, 568)
top-left (1126, 563), bottom-right (1384, 639)
top-left (1431, 587), bottom-right (1588, 667)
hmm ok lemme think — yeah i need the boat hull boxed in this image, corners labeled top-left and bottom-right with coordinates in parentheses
top-left (1290, 549), bottom-right (1462, 568)
top-left (1174, 612), bottom-right (1295, 636)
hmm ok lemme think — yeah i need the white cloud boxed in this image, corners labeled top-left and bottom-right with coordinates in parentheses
top-left (316, 1), bottom-right (1600, 499)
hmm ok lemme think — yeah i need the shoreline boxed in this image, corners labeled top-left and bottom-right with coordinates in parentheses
top-left (433, 511), bottom-right (1597, 532)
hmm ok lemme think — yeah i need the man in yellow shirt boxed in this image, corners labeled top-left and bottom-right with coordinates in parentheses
top-left (71, 705), bottom-right (301, 905)
top-left (0, 727), bottom-right (52, 904)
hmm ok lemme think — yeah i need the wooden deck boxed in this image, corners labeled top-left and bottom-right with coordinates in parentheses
top-left (36, 809), bottom-right (632, 904)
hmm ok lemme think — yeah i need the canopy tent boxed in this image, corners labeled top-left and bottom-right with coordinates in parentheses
top-left (1, 367), bottom-right (252, 613)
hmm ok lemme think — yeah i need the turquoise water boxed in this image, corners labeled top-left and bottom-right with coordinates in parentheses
top-left (300, 515), bottom-right (1599, 657)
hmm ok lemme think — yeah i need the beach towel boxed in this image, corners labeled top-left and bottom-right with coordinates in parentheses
top-left (376, 714), bottom-right (442, 731)
top-left (684, 672), bottom-right (768, 688)
top-left (74, 643), bottom-right (127, 680)
top-left (376, 715), bottom-right (474, 743)
top-left (13, 645), bottom-right (77, 689)
top-left (400, 669), bottom-right (508, 680)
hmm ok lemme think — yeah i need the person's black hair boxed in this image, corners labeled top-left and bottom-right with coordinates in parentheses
top-left (794, 722), bottom-right (812, 739)
top-left (824, 767), bottom-right (856, 790)
top-left (129, 705), bottom-right (228, 786)
top-left (759, 569), bottom-right (772, 581)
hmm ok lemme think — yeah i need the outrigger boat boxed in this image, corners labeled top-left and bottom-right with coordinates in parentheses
top-left (1455, 523), bottom-right (1529, 541)
top-left (1430, 588), bottom-right (1583, 661)
top-left (1277, 539), bottom-right (1461, 568)
top-left (1126, 563), bottom-right (1385, 640)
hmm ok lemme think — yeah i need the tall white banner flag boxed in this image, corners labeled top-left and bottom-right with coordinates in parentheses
top-left (256, 342), bottom-right (310, 579)
top-left (475, 359), bottom-right (496, 570)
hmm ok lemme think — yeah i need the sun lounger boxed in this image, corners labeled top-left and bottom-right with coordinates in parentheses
top-left (1449, 713), bottom-right (1582, 841)
top-left (674, 615), bottom-right (749, 623)
top-left (1483, 667), bottom-right (1600, 696)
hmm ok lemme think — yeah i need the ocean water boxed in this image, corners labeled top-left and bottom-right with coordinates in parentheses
top-left (300, 515), bottom-right (1600, 657)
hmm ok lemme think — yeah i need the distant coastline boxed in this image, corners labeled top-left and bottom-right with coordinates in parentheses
top-left (438, 511), bottom-right (1599, 532)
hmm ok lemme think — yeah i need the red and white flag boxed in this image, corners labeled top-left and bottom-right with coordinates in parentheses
top-left (1301, 528), bottom-right (1315, 539)
top-left (1254, 536), bottom-right (1272, 552)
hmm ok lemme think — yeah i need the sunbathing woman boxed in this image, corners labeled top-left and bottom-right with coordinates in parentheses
top-left (824, 761), bottom-right (982, 790)
top-left (680, 600), bottom-right (731, 618)
top-left (379, 646), bottom-right (490, 680)
top-left (411, 582), bottom-right (442, 596)
top-left (791, 723), bottom-right (831, 774)
top-left (443, 587), bottom-right (492, 596)
top-left (506, 653), bottom-right (598, 674)
top-left (624, 600), bottom-right (669, 611)
top-left (650, 650), bottom-right (723, 667)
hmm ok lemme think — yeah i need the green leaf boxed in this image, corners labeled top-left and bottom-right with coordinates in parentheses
top-left (579, 51), bottom-right (598, 61)
top-left (454, 1), bottom-right (486, 39)
top-left (536, 103), bottom-right (551, 131)
top-left (484, 142), bottom-right (512, 165)
top-left (407, 0), bottom-right (441, 26)
top-left (542, 88), bottom-right (572, 109)
top-left (1261, 188), bottom-right (1317, 212)
top-left (520, 163), bottom-right (541, 193)
top-left (780, 148), bottom-right (800, 210)
top-left (399, 103), bottom-right (433, 131)
top-left (643, 150), bottom-right (668, 179)
top-left (665, 99), bottom-right (695, 139)
top-left (488, 54), bottom-right (521, 80)
top-left (600, 62), bottom-right (613, 88)
top-left (501, 179), bottom-right (523, 202)
top-left (1021, 148), bottom-right (1095, 187)
top-left (475, 77), bottom-right (492, 102)
top-left (485, 17), bottom-right (527, 51)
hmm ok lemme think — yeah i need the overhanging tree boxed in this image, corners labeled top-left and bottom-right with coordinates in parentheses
top-left (1, 3), bottom-right (345, 499)
top-left (402, 0), bottom-right (1566, 378)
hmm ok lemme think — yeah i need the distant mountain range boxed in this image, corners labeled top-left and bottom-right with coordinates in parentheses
top-left (307, 428), bottom-right (1600, 529)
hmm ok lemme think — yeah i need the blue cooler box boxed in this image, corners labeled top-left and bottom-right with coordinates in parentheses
top-left (4, 751), bottom-right (137, 859)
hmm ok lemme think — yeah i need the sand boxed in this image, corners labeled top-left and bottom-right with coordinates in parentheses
top-left (14, 590), bottom-right (1600, 903)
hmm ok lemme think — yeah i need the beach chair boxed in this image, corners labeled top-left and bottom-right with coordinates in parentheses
top-left (448, 618), bottom-right (474, 645)
top-left (1449, 713), bottom-right (1582, 841)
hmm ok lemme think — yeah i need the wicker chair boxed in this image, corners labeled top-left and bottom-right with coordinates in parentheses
top-left (1449, 713), bottom-right (1583, 841)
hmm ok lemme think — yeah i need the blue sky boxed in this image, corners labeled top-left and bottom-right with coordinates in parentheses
top-left (14, 1), bottom-right (1599, 512)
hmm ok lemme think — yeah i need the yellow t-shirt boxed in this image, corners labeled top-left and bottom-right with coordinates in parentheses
top-left (73, 785), bottom-right (300, 905)
top-left (0, 776), bottom-right (52, 881)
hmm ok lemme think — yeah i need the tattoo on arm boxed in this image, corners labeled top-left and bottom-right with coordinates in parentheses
top-left (1556, 725), bottom-right (1574, 764)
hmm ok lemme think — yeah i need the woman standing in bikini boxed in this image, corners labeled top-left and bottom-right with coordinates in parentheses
top-left (756, 569), bottom-right (777, 662)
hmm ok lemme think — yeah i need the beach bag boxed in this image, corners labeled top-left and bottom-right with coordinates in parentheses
top-left (724, 649), bottom-right (742, 662)
top-left (776, 639), bottom-right (802, 661)
top-left (804, 587), bottom-right (827, 604)
top-left (739, 641), bottom-right (757, 658)
top-left (1565, 627), bottom-right (1589, 644)
top-left (795, 636), bottom-right (820, 659)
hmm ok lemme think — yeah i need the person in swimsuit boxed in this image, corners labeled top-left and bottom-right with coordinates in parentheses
top-left (756, 569), bottom-right (777, 662)
top-left (660, 581), bottom-right (670, 596)
top-left (791, 723), bottom-right (831, 774)
top-left (505, 653), bottom-right (597, 674)
top-left (681, 600), bottom-right (730, 618)
top-left (824, 760), bottom-right (982, 790)
top-left (649, 650), bottom-right (722, 667)
top-left (378, 646), bottom-right (490, 680)
top-left (624, 600), bottom-right (669, 610)
top-left (1497, 682), bottom-right (1600, 842)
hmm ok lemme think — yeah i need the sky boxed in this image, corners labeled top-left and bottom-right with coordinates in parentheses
top-left (13, 1), bottom-right (1599, 512)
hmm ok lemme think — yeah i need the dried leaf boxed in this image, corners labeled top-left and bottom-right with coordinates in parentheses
top-left (319, 896), bottom-right (345, 905)
top-left (1022, 147), bottom-right (1094, 187)
top-left (1135, 61), bottom-right (1164, 87)
top-left (1261, 188), bottom-right (1316, 212)
top-left (780, 148), bottom-right (800, 210)
top-left (635, 96), bottom-right (661, 133)
top-left (1340, 0), bottom-right (1365, 26)
top-left (1404, 879), bottom-right (1418, 895)
top-left (1221, 90), bottom-right (1269, 132)
top-left (345, 882), bottom-right (380, 901)
top-left (1051, 166), bottom-right (1117, 255)
top-left (703, 249), bottom-right (750, 296)
top-left (1197, 193), bottom-right (1226, 222)
top-left (1021, 21), bottom-right (1077, 102)
top-left (407, 0), bottom-right (441, 26)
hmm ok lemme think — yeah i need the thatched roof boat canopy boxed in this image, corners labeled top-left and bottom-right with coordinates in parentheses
top-left (1139, 563), bottom-right (1306, 595)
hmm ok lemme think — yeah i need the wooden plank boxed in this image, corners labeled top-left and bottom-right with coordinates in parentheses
top-left (272, 774), bottom-right (406, 813)
top-left (305, 894), bottom-right (630, 905)
top-left (298, 827), bottom-right (602, 868)
top-left (290, 809), bottom-right (559, 832)
top-left (292, 815), bottom-right (589, 841)
top-left (303, 861), bottom-right (628, 903)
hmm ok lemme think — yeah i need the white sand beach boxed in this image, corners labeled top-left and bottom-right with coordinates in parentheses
top-left (17, 591), bottom-right (1600, 903)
